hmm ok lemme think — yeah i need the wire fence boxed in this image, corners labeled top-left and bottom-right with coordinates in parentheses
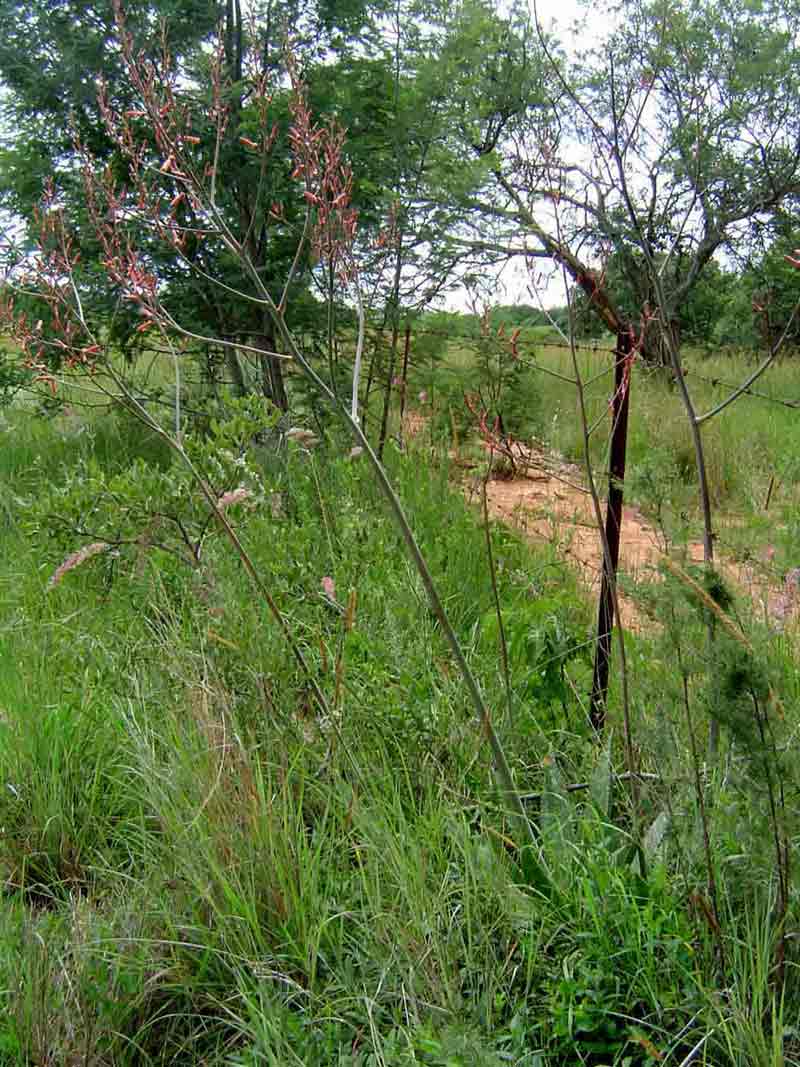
top-left (368, 322), bottom-right (800, 413)
top-left (31, 318), bottom-right (799, 420)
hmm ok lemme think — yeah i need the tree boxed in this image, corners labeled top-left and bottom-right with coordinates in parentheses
top-left (430, 0), bottom-right (800, 560)
top-left (0, 0), bottom-right (388, 411)
top-left (573, 254), bottom-right (738, 348)
top-left (438, 0), bottom-right (800, 360)
top-left (737, 234), bottom-right (800, 351)
top-left (0, 0), bottom-right (218, 212)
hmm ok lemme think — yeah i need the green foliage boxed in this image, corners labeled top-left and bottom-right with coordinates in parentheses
top-left (3, 0), bottom-right (800, 1055)
top-left (0, 347), bottom-right (30, 407)
top-left (0, 0), bottom-right (399, 404)
top-left (426, 331), bottom-right (541, 444)
top-left (480, 592), bottom-right (588, 709)
top-left (543, 869), bottom-right (698, 1065)
top-left (0, 358), bottom-right (799, 1062)
top-left (573, 253), bottom-right (740, 349)
top-left (736, 234), bottom-right (800, 351)
top-left (503, 759), bottom-right (702, 1064)
top-left (627, 444), bottom-right (685, 537)
top-left (24, 394), bottom-right (279, 580)
top-left (0, 679), bottom-right (147, 900)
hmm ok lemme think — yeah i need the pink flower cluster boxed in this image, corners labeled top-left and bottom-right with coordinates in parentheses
top-left (288, 68), bottom-right (358, 280)
top-left (49, 542), bottom-right (110, 588)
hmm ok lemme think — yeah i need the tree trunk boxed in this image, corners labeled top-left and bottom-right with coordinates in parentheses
top-left (224, 336), bottom-right (247, 396)
top-left (397, 324), bottom-right (412, 445)
top-left (363, 325), bottom-right (386, 416)
top-left (377, 229), bottom-right (405, 459)
top-left (641, 314), bottom-right (681, 367)
top-left (377, 318), bottom-right (400, 460)
top-left (256, 320), bottom-right (288, 412)
top-left (589, 330), bottom-right (633, 730)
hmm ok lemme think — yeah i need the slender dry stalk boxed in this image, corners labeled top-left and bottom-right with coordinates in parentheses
top-left (751, 690), bottom-right (789, 990)
top-left (680, 663), bottom-right (725, 978)
top-left (351, 273), bottom-right (366, 425)
top-left (48, 542), bottom-right (110, 588)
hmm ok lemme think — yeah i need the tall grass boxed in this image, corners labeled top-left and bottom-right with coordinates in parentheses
top-left (0, 389), bottom-right (797, 1063)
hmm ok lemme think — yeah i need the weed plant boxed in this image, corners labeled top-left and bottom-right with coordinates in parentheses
top-left (0, 395), bottom-right (797, 1064)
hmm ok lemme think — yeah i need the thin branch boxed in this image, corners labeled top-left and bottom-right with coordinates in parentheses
top-left (351, 271), bottom-right (365, 425)
top-left (482, 451), bottom-right (514, 728)
top-left (696, 294), bottom-right (800, 424)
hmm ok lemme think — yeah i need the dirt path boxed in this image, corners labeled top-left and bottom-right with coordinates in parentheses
top-left (467, 445), bottom-right (657, 629)
top-left (404, 412), bottom-right (791, 630)
top-left (478, 446), bottom-right (795, 630)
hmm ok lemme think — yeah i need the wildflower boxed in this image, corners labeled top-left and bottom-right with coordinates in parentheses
top-left (217, 486), bottom-right (252, 511)
top-left (771, 567), bottom-right (800, 629)
top-left (285, 426), bottom-right (319, 448)
top-left (510, 327), bottom-right (521, 359)
top-left (49, 542), bottom-right (110, 588)
top-left (321, 576), bottom-right (336, 599)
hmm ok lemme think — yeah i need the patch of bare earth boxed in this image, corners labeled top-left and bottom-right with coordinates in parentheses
top-left (463, 444), bottom-right (657, 630)
top-left (404, 410), bottom-right (793, 631)
top-left (401, 409), bottom-right (428, 440)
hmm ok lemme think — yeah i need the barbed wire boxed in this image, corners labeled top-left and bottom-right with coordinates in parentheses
top-left (369, 324), bottom-right (799, 413)
top-left (136, 321), bottom-right (799, 414)
top-left (365, 321), bottom-right (614, 354)
top-left (682, 366), bottom-right (800, 410)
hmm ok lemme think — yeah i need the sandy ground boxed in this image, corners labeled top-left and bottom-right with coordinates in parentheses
top-left (403, 411), bottom-right (793, 631)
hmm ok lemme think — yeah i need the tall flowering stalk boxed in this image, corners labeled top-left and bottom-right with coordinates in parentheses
top-left (286, 63), bottom-right (365, 423)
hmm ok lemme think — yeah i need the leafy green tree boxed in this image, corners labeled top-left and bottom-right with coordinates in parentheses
top-left (0, 0), bottom-right (218, 210)
top-left (573, 255), bottom-right (739, 348)
top-left (432, 0), bottom-right (800, 360)
top-left (303, 0), bottom-right (475, 444)
top-left (739, 235), bottom-right (800, 351)
top-left (0, 0), bottom-right (385, 410)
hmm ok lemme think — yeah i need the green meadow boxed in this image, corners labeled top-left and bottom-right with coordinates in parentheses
top-left (0, 336), bottom-right (798, 1064)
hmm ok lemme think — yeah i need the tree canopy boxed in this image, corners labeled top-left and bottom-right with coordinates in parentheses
top-left (1, 0), bottom-right (799, 384)
top-left (432, 0), bottom-right (800, 357)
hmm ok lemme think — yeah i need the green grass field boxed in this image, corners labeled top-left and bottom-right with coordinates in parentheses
top-left (0, 341), bottom-right (798, 1064)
